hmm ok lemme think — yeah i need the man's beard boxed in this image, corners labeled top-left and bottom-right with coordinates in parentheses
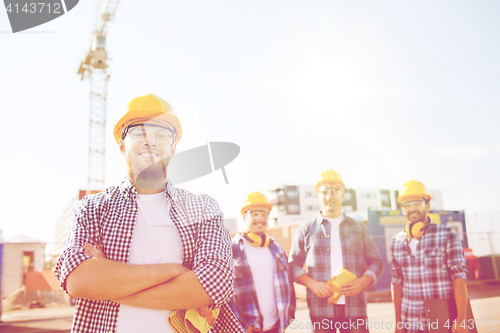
top-left (135, 156), bottom-right (172, 189)
top-left (408, 211), bottom-right (425, 223)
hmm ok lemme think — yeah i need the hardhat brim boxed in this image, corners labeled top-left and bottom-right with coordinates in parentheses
top-left (113, 111), bottom-right (182, 144)
top-left (397, 193), bottom-right (432, 204)
top-left (315, 180), bottom-right (345, 193)
top-left (240, 202), bottom-right (273, 216)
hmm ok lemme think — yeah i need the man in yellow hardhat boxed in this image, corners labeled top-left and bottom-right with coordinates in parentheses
top-left (390, 180), bottom-right (469, 333)
top-left (289, 170), bottom-right (384, 332)
top-left (54, 94), bottom-right (244, 332)
top-left (231, 192), bottom-right (296, 333)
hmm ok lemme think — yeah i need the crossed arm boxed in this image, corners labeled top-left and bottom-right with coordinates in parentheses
top-left (65, 243), bottom-right (213, 310)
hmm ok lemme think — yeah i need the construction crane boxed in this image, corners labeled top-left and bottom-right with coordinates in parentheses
top-left (77, 0), bottom-right (121, 193)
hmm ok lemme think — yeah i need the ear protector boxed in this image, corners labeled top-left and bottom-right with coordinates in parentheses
top-left (405, 222), bottom-right (431, 239)
top-left (243, 232), bottom-right (270, 248)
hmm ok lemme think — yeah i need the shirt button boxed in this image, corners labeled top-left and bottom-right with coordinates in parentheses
top-left (327, 265), bottom-right (330, 268)
top-left (127, 232), bottom-right (132, 237)
top-left (132, 207), bottom-right (137, 211)
top-left (327, 248), bottom-right (330, 252)
top-left (327, 235), bottom-right (330, 238)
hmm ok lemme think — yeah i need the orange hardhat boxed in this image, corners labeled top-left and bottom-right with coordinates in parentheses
top-left (397, 180), bottom-right (432, 204)
top-left (113, 94), bottom-right (182, 145)
top-left (315, 169), bottom-right (345, 193)
top-left (241, 192), bottom-right (273, 216)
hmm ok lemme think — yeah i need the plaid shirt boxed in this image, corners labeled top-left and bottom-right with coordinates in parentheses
top-left (390, 222), bottom-right (467, 333)
top-left (54, 179), bottom-right (244, 333)
top-left (230, 234), bottom-right (296, 332)
top-left (288, 213), bottom-right (384, 318)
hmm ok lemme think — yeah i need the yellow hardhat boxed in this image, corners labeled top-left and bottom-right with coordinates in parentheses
top-left (113, 94), bottom-right (182, 145)
top-left (241, 192), bottom-right (273, 216)
top-left (315, 169), bottom-right (345, 193)
top-left (397, 180), bottom-right (432, 204)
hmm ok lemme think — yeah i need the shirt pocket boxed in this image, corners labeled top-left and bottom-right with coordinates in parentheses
top-left (424, 247), bottom-right (445, 270)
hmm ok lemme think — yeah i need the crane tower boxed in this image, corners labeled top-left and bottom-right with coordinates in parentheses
top-left (77, 0), bottom-right (121, 193)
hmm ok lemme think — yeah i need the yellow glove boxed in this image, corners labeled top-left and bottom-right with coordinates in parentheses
top-left (168, 307), bottom-right (220, 333)
top-left (326, 267), bottom-right (357, 304)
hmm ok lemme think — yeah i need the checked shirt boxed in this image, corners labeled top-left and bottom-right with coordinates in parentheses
top-left (230, 234), bottom-right (296, 332)
top-left (390, 222), bottom-right (467, 333)
top-left (54, 179), bottom-right (245, 333)
top-left (288, 213), bottom-right (384, 318)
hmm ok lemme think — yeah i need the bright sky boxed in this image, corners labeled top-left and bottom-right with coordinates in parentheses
top-left (1, 1), bottom-right (499, 246)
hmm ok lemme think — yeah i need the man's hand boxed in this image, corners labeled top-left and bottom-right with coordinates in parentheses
top-left (84, 242), bottom-right (106, 259)
top-left (198, 307), bottom-right (216, 327)
top-left (339, 275), bottom-right (373, 296)
top-left (392, 283), bottom-right (403, 333)
top-left (310, 280), bottom-right (334, 298)
top-left (453, 278), bottom-right (469, 333)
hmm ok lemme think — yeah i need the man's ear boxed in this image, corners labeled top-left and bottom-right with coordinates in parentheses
top-left (170, 143), bottom-right (177, 156)
top-left (119, 139), bottom-right (126, 156)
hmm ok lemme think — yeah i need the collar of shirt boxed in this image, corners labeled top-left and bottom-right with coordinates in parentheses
top-left (118, 177), bottom-right (178, 202)
top-left (316, 212), bottom-right (350, 237)
top-left (233, 233), bottom-right (274, 253)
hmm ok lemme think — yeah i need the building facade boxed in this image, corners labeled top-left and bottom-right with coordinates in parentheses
top-left (2, 235), bottom-right (46, 298)
top-left (266, 185), bottom-right (443, 225)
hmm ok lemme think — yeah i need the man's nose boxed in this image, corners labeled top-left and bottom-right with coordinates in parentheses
top-left (144, 133), bottom-right (157, 145)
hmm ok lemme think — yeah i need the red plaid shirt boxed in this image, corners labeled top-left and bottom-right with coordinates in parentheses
top-left (54, 179), bottom-right (244, 333)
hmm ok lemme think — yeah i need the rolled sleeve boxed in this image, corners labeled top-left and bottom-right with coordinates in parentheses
top-left (363, 271), bottom-right (378, 285)
top-left (54, 198), bottom-right (92, 294)
top-left (193, 197), bottom-right (235, 307)
top-left (447, 228), bottom-right (467, 280)
top-left (361, 223), bottom-right (384, 285)
top-left (288, 225), bottom-right (308, 281)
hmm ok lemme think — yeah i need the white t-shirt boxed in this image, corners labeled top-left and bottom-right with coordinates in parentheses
top-left (116, 192), bottom-right (184, 333)
top-left (409, 238), bottom-right (419, 257)
top-left (243, 238), bottom-right (279, 330)
top-left (327, 214), bottom-right (345, 304)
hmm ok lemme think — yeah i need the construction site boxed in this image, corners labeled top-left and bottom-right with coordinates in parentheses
top-left (1, 0), bottom-right (500, 332)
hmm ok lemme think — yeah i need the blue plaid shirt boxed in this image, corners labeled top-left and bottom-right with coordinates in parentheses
top-left (230, 233), bottom-right (296, 332)
top-left (289, 213), bottom-right (384, 318)
top-left (390, 221), bottom-right (467, 333)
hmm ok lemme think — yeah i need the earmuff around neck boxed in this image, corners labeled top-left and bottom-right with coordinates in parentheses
top-left (243, 232), bottom-right (270, 248)
top-left (405, 221), bottom-right (432, 239)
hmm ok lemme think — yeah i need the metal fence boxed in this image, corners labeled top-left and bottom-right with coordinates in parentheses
top-left (463, 231), bottom-right (500, 281)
